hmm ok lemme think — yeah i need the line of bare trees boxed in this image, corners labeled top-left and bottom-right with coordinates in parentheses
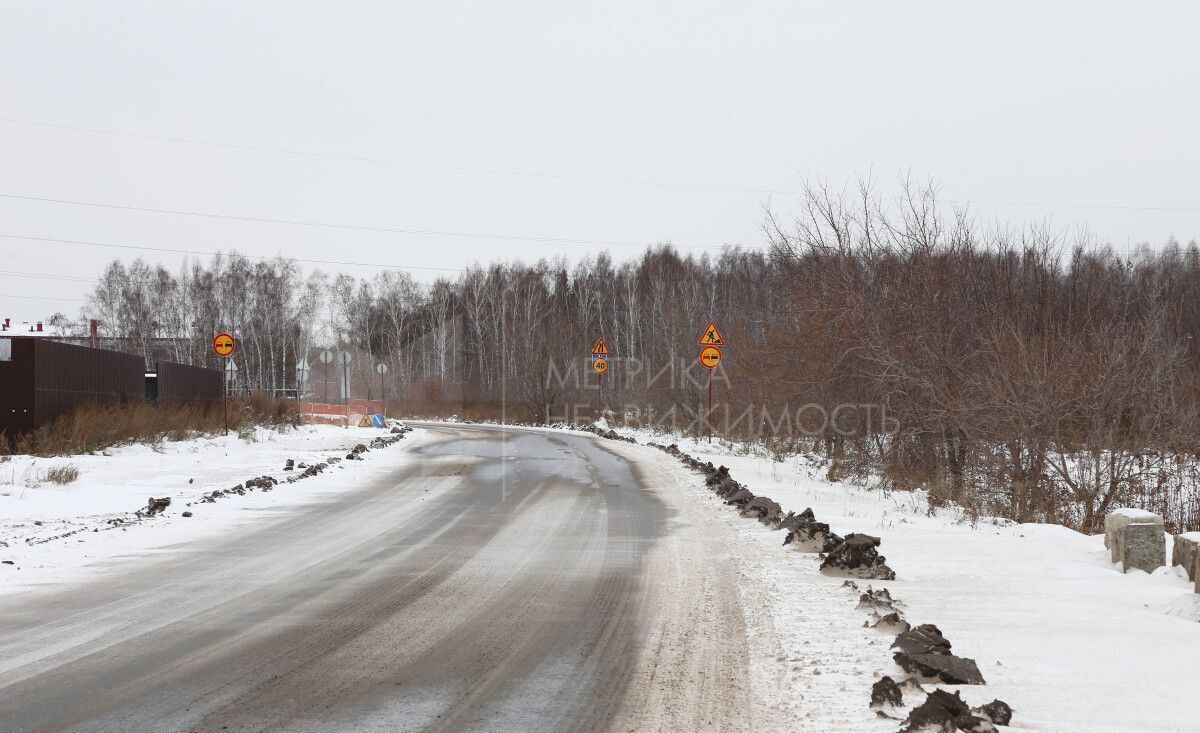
top-left (65, 182), bottom-right (1200, 532)
top-left (754, 181), bottom-right (1200, 532)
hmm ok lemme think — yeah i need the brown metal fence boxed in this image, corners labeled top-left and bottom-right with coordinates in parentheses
top-left (0, 337), bottom-right (143, 436)
top-left (155, 361), bottom-right (223, 406)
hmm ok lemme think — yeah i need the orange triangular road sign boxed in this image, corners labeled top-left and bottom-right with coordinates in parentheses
top-left (697, 322), bottom-right (724, 346)
top-left (592, 337), bottom-right (610, 355)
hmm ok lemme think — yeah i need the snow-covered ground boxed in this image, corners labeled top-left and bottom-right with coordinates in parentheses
top-left (0, 424), bottom-right (431, 596)
top-left (5, 419), bottom-right (1198, 731)
top-left (611, 426), bottom-right (1200, 733)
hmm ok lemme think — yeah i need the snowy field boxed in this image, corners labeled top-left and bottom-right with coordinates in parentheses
top-left (0, 424), bottom-right (432, 596)
top-left (612, 426), bottom-right (1200, 733)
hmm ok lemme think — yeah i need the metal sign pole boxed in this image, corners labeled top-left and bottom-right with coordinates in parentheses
top-left (213, 333), bottom-right (237, 437)
top-left (707, 369), bottom-right (712, 443)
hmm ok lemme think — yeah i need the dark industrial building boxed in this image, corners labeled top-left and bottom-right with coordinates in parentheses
top-left (0, 336), bottom-right (222, 437)
top-left (146, 361), bottom-right (224, 406)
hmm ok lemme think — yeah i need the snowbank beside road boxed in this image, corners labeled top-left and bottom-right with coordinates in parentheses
top-left (0, 424), bottom-right (430, 596)
top-left (613, 429), bottom-right (1200, 733)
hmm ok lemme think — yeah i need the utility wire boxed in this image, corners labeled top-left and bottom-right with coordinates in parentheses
top-left (0, 234), bottom-right (465, 274)
top-left (0, 293), bottom-right (86, 302)
top-left (0, 232), bottom-right (766, 293)
top-left (3, 117), bottom-right (1199, 213)
top-left (0, 192), bottom-right (732, 251)
top-left (0, 269), bottom-right (95, 283)
top-left (0, 117), bottom-right (787, 196)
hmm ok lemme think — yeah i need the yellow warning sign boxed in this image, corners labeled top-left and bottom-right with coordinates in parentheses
top-left (593, 357), bottom-right (609, 374)
top-left (698, 322), bottom-right (724, 346)
top-left (592, 337), bottom-right (610, 355)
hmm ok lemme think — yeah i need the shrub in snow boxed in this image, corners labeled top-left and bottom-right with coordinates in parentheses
top-left (45, 463), bottom-right (79, 485)
top-left (819, 533), bottom-right (896, 580)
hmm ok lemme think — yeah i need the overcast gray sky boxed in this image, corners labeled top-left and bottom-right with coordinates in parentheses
top-left (2, 1), bottom-right (1198, 321)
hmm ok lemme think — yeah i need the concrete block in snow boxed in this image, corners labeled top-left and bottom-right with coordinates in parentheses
top-left (1105, 509), bottom-right (1163, 563)
top-left (1121, 523), bottom-right (1166, 574)
top-left (1171, 532), bottom-right (1200, 582)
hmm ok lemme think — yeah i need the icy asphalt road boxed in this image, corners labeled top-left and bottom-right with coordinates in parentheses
top-left (0, 424), bottom-right (753, 732)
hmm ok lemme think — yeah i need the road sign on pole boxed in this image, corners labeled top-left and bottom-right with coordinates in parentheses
top-left (296, 358), bottom-right (310, 401)
top-left (591, 338), bottom-right (611, 412)
top-left (697, 323), bottom-right (725, 443)
top-left (697, 322), bottom-right (724, 346)
top-left (699, 345), bottom-right (722, 369)
top-left (213, 333), bottom-right (236, 357)
top-left (340, 351), bottom-right (352, 411)
top-left (213, 333), bottom-right (236, 435)
top-left (319, 349), bottom-right (333, 403)
top-left (376, 363), bottom-right (388, 417)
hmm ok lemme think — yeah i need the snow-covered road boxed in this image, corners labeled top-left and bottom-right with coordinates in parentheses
top-left (0, 424), bottom-right (767, 732)
top-left (6, 421), bottom-right (1196, 732)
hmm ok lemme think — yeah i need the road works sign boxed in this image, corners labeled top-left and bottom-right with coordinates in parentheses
top-left (592, 357), bottom-right (609, 374)
top-left (213, 333), bottom-right (236, 357)
top-left (699, 344), bottom-right (722, 370)
top-left (698, 321), bottom-right (724, 346)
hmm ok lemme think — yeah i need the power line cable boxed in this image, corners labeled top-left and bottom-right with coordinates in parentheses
top-left (0, 117), bottom-right (788, 196)
top-left (0, 269), bottom-right (96, 283)
top-left (3, 117), bottom-right (1200, 213)
top-left (0, 232), bottom-right (772, 293)
top-left (0, 192), bottom-right (733, 250)
top-left (0, 293), bottom-right (86, 303)
top-left (0, 233), bottom-right (466, 274)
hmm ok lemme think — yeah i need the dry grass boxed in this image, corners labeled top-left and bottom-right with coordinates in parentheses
top-left (0, 396), bottom-right (303, 457)
top-left (45, 463), bottom-right (80, 484)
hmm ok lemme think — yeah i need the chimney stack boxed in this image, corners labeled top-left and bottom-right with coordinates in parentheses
top-left (36, 322), bottom-right (43, 333)
top-left (90, 319), bottom-right (99, 348)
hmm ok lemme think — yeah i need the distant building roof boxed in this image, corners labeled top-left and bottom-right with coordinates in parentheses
top-left (0, 317), bottom-right (57, 337)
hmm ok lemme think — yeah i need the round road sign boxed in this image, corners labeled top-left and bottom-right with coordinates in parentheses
top-left (592, 357), bottom-right (609, 374)
top-left (213, 333), bottom-right (236, 357)
top-left (699, 345), bottom-right (722, 369)
top-left (319, 349), bottom-right (333, 364)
